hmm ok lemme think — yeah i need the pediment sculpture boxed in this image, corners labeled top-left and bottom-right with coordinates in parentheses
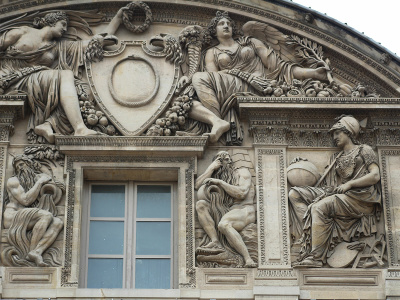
top-left (0, 4), bottom-right (380, 145)
top-left (147, 11), bottom-right (379, 145)
top-left (0, 9), bottom-right (128, 144)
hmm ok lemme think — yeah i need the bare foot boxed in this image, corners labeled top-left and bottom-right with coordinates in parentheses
top-left (34, 123), bottom-right (55, 144)
top-left (196, 240), bottom-right (224, 255)
top-left (27, 250), bottom-right (49, 267)
top-left (74, 127), bottom-right (106, 137)
top-left (293, 256), bottom-right (323, 268)
top-left (244, 258), bottom-right (257, 268)
top-left (203, 119), bottom-right (230, 143)
top-left (176, 131), bottom-right (190, 136)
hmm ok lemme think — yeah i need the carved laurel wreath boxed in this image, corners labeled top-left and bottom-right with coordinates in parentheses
top-left (122, 1), bottom-right (153, 33)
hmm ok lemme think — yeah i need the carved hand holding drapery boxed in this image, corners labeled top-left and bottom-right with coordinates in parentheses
top-left (147, 11), bottom-right (378, 145)
top-left (287, 115), bottom-right (385, 268)
top-left (195, 151), bottom-right (257, 268)
top-left (2, 151), bottom-right (65, 267)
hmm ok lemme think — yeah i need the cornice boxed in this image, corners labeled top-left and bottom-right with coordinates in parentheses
top-left (238, 97), bottom-right (400, 116)
top-left (55, 135), bottom-right (209, 157)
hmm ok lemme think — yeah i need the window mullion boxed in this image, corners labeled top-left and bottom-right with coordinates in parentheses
top-left (132, 181), bottom-right (137, 289)
top-left (170, 184), bottom-right (174, 289)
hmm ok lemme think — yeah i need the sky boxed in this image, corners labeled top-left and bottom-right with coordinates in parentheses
top-left (290, 0), bottom-right (400, 56)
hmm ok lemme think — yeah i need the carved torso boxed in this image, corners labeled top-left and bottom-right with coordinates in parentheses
top-left (211, 38), bottom-right (265, 76)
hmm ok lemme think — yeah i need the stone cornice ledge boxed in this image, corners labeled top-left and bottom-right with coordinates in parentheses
top-left (55, 135), bottom-right (209, 157)
top-left (238, 97), bottom-right (400, 115)
top-left (0, 95), bottom-right (27, 120)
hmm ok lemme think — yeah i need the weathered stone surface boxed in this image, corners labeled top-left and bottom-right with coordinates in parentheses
top-left (0, 0), bottom-right (399, 299)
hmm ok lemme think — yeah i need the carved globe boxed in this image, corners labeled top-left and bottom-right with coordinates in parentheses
top-left (287, 160), bottom-right (321, 187)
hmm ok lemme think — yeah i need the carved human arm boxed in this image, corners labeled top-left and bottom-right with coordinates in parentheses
top-left (195, 158), bottom-right (222, 190)
top-left (81, 6), bottom-right (125, 52)
top-left (334, 163), bottom-right (380, 194)
top-left (103, 7), bottom-right (128, 37)
top-left (204, 168), bottom-right (251, 200)
top-left (6, 174), bottom-right (51, 207)
top-left (0, 27), bottom-right (26, 51)
top-left (251, 38), bottom-right (328, 82)
top-left (204, 48), bottom-right (219, 72)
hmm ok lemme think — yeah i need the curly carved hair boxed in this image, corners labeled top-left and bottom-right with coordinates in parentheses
top-left (207, 11), bottom-right (240, 38)
top-left (33, 11), bottom-right (68, 28)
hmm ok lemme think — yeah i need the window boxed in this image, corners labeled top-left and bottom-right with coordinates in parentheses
top-left (80, 182), bottom-right (175, 289)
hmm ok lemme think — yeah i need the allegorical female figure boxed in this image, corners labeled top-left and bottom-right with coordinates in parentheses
top-left (288, 115), bottom-right (381, 267)
top-left (0, 10), bottom-right (124, 143)
top-left (179, 12), bottom-right (330, 145)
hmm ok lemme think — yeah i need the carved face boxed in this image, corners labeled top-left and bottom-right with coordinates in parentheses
top-left (216, 17), bottom-right (233, 40)
top-left (51, 20), bottom-right (67, 38)
top-left (215, 151), bottom-right (232, 167)
top-left (333, 129), bottom-right (351, 148)
top-left (14, 160), bottom-right (28, 172)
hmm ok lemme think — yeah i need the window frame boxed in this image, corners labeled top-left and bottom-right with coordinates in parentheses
top-left (80, 181), bottom-right (177, 289)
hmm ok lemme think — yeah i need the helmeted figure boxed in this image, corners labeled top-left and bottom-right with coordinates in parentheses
top-left (288, 115), bottom-right (381, 267)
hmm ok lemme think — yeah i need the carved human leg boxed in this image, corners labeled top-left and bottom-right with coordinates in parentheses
top-left (217, 206), bottom-right (256, 267)
top-left (288, 187), bottom-right (324, 242)
top-left (196, 199), bottom-right (224, 252)
top-left (59, 70), bottom-right (100, 138)
top-left (304, 195), bottom-right (375, 264)
top-left (27, 210), bottom-right (63, 267)
top-left (190, 72), bottom-right (231, 143)
top-left (188, 101), bottom-right (230, 143)
top-left (288, 189), bottom-right (310, 242)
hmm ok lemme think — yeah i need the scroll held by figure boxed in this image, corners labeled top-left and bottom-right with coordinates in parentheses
top-left (2, 153), bottom-right (65, 267)
top-left (287, 115), bottom-right (386, 268)
top-left (195, 151), bottom-right (257, 268)
top-left (0, 7), bottom-right (130, 143)
top-left (147, 11), bottom-right (376, 144)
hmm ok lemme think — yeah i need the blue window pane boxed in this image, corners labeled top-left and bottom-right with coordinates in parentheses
top-left (136, 222), bottom-right (170, 255)
top-left (137, 185), bottom-right (171, 218)
top-left (87, 258), bottom-right (123, 288)
top-left (135, 258), bottom-right (170, 289)
top-left (89, 221), bottom-right (124, 255)
top-left (91, 185), bottom-right (125, 218)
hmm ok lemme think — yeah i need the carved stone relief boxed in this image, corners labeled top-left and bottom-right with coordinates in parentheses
top-left (1, 146), bottom-right (65, 267)
top-left (145, 11), bottom-right (382, 145)
top-left (195, 150), bottom-right (257, 268)
top-left (287, 115), bottom-right (386, 268)
top-left (0, 8), bottom-right (135, 144)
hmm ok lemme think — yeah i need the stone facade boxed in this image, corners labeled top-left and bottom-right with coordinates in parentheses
top-left (0, 1), bottom-right (399, 299)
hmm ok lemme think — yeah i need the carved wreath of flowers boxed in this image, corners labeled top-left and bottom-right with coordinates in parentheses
top-left (122, 1), bottom-right (153, 33)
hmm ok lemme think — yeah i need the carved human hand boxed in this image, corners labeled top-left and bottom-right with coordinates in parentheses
top-left (177, 76), bottom-right (190, 89)
top-left (202, 178), bottom-right (221, 186)
top-left (289, 157), bottom-right (308, 165)
top-left (334, 182), bottom-right (352, 194)
top-left (207, 158), bottom-right (222, 171)
top-left (116, 6), bottom-right (131, 19)
top-left (36, 173), bottom-right (52, 185)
